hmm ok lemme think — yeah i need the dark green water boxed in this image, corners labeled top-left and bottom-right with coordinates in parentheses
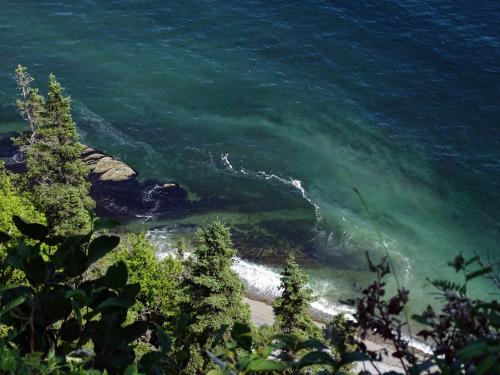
top-left (1, 0), bottom-right (499, 316)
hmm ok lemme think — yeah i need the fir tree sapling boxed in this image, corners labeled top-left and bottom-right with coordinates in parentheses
top-left (14, 67), bottom-right (94, 235)
top-left (273, 253), bottom-right (321, 339)
top-left (174, 221), bottom-right (250, 375)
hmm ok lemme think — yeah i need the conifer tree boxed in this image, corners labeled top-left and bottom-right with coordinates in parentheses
top-left (15, 67), bottom-right (94, 235)
top-left (273, 254), bottom-right (322, 374)
top-left (14, 65), bottom-right (46, 144)
top-left (175, 221), bottom-right (250, 375)
top-left (273, 253), bottom-right (320, 338)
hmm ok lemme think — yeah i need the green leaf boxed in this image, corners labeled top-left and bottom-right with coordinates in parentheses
top-left (71, 300), bottom-right (84, 328)
top-left (123, 364), bottom-right (140, 375)
top-left (457, 342), bottom-right (489, 359)
top-left (476, 355), bottom-right (497, 375)
top-left (65, 289), bottom-right (89, 305)
top-left (0, 231), bottom-right (11, 243)
top-left (340, 351), bottom-right (371, 365)
top-left (297, 338), bottom-right (328, 351)
top-left (93, 217), bottom-right (120, 231)
top-left (17, 241), bottom-right (33, 258)
top-left (139, 351), bottom-right (163, 374)
top-left (231, 322), bottom-right (253, 351)
top-left (96, 295), bottom-right (135, 311)
top-left (87, 235), bottom-right (120, 265)
top-left (5, 252), bottom-right (24, 270)
top-left (246, 358), bottom-right (288, 371)
top-left (60, 317), bottom-right (81, 342)
top-left (157, 328), bottom-right (172, 353)
top-left (42, 286), bottom-right (73, 324)
top-left (64, 249), bottom-right (88, 278)
top-left (121, 321), bottom-right (148, 342)
top-left (298, 351), bottom-right (334, 368)
top-left (207, 370), bottom-right (225, 375)
top-left (43, 235), bottom-right (64, 246)
top-left (24, 254), bottom-right (46, 286)
top-left (0, 295), bottom-right (25, 317)
top-left (212, 324), bottom-right (229, 348)
top-left (272, 333), bottom-right (300, 350)
top-left (105, 261), bottom-right (128, 289)
top-left (122, 283), bottom-right (140, 300)
top-left (13, 216), bottom-right (49, 240)
top-left (0, 284), bottom-right (22, 294)
top-left (411, 313), bottom-right (429, 325)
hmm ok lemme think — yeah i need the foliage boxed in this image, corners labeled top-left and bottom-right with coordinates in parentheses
top-left (173, 221), bottom-right (250, 375)
top-left (208, 323), bottom-right (292, 375)
top-left (0, 216), bottom-right (157, 374)
top-left (273, 253), bottom-right (322, 373)
top-left (0, 162), bottom-right (45, 235)
top-left (0, 162), bottom-right (45, 285)
top-left (14, 66), bottom-right (94, 236)
top-left (112, 232), bottom-right (183, 326)
top-left (325, 314), bottom-right (357, 374)
top-left (0, 342), bottom-right (101, 375)
top-left (14, 65), bottom-right (45, 142)
top-left (354, 252), bottom-right (500, 375)
top-left (273, 253), bottom-right (320, 339)
top-left (176, 237), bottom-right (186, 259)
top-left (413, 254), bottom-right (500, 374)
top-left (208, 322), bottom-right (366, 375)
top-left (353, 252), bottom-right (416, 372)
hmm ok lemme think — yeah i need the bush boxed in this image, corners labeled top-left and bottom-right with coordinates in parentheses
top-left (0, 217), bottom-right (156, 374)
top-left (112, 232), bottom-right (183, 327)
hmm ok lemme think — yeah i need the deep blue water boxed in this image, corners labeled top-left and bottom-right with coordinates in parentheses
top-left (0, 0), bottom-right (499, 313)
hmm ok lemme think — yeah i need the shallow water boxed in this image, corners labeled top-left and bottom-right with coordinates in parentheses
top-left (1, 0), bottom-right (499, 318)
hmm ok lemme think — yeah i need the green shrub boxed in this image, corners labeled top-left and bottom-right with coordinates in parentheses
top-left (173, 221), bottom-right (250, 375)
top-left (0, 217), bottom-right (155, 374)
top-left (112, 232), bottom-right (183, 322)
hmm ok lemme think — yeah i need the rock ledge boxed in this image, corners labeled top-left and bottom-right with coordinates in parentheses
top-left (81, 147), bottom-right (136, 182)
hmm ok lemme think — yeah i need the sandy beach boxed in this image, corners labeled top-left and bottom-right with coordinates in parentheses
top-left (244, 297), bottom-right (406, 374)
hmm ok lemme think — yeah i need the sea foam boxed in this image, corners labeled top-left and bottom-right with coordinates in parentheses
top-left (221, 153), bottom-right (321, 218)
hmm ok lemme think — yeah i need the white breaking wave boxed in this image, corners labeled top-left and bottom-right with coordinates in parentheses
top-left (232, 257), bottom-right (282, 301)
top-left (221, 153), bottom-right (321, 218)
top-left (221, 153), bottom-right (234, 171)
top-left (141, 184), bottom-right (163, 220)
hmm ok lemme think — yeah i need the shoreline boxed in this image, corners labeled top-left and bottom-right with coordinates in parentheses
top-left (0, 131), bottom-right (430, 373)
top-left (244, 295), bottom-right (413, 373)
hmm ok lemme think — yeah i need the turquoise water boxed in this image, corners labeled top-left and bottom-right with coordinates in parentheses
top-left (1, 1), bottom-right (499, 315)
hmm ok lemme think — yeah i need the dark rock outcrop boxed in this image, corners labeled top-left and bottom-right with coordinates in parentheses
top-left (0, 133), bottom-right (191, 221)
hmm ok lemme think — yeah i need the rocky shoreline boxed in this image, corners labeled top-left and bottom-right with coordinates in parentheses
top-left (0, 133), bottom-right (192, 221)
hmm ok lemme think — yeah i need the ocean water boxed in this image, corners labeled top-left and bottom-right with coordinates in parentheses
top-left (1, 1), bottom-right (499, 319)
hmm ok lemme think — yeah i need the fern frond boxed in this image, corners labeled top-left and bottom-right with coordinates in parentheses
top-left (427, 278), bottom-right (466, 295)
